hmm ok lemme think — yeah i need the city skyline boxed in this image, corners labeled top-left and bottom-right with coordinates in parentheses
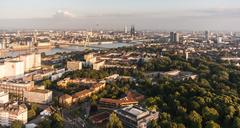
top-left (0, 0), bottom-right (240, 31)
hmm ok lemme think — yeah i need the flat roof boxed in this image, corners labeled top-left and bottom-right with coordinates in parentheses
top-left (123, 107), bottom-right (145, 116)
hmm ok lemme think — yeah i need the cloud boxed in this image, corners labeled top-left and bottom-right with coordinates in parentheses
top-left (1, 8), bottom-right (240, 31)
top-left (52, 10), bottom-right (76, 19)
top-left (192, 8), bottom-right (240, 17)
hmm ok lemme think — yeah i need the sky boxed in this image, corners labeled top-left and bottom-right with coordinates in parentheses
top-left (0, 0), bottom-right (240, 31)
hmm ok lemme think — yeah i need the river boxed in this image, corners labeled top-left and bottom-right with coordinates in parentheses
top-left (0, 42), bottom-right (139, 58)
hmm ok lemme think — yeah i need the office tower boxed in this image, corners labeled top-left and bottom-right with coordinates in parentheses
top-left (124, 26), bottom-right (128, 34)
top-left (130, 25), bottom-right (135, 36)
top-left (170, 32), bottom-right (175, 42)
top-left (170, 32), bottom-right (179, 43)
top-left (205, 30), bottom-right (209, 41)
top-left (174, 32), bottom-right (179, 43)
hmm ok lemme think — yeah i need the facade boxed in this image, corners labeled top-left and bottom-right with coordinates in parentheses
top-left (0, 91), bottom-right (9, 104)
top-left (19, 54), bottom-right (35, 72)
top-left (13, 53), bottom-right (41, 72)
top-left (93, 61), bottom-right (105, 70)
top-left (99, 98), bottom-right (138, 108)
top-left (205, 30), bottom-right (209, 41)
top-left (84, 53), bottom-right (94, 62)
top-left (99, 91), bottom-right (143, 108)
top-left (0, 80), bottom-right (34, 97)
top-left (51, 68), bottom-right (66, 81)
top-left (57, 78), bottom-right (71, 88)
top-left (67, 61), bottom-right (82, 71)
top-left (24, 89), bottom-right (52, 104)
top-left (4, 61), bottom-right (24, 79)
top-left (0, 103), bottom-right (28, 126)
top-left (145, 70), bottom-right (197, 81)
top-left (84, 53), bottom-right (97, 65)
top-left (59, 94), bottom-right (73, 107)
top-left (0, 64), bottom-right (5, 79)
top-left (0, 53), bottom-right (41, 79)
top-left (115, 106), bottom-right (159, 128)
top-left (170, 32), bottom-right (179, 43)
top-left (34, 53), bottom-right (41, 68)
top-left (72, 89), bottom-right (92, 103)
top-left (217, 36), bottom-right (223, 43)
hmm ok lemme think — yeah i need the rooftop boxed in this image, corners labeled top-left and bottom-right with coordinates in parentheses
top-left (122, 106), bottom-right (145, 116)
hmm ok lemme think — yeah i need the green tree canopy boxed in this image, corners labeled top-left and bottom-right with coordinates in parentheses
top-left (10, 121), bottom-right (23, 128)
top-left (205, 120), bottom-right (220, 128)
top-left (107, 113), bottom-right (123, 128)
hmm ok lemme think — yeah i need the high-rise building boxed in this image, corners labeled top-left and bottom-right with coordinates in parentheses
top-left (124, 26), bottom-right (128, 34)
top-left (170, 32), bottom-right (175, 43)
top-left (170, 32), bottom-right (179, 43)
top-left (4, 61), bottom-right (24, 79)
top-left (205, 30), bottom-right (209, 41)
top-left (174, 32), bottom-right (179, 43)
top-left (17, 53), bottom-right (41, 72)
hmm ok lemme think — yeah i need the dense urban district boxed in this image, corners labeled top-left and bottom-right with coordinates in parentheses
top-left (0, 30), bottom-right (240, 128)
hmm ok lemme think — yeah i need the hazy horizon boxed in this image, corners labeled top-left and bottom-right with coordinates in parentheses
top-left (1, 0), bottom-right (240, 31)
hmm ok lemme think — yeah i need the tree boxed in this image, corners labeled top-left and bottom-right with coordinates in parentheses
top-left (37, 118), bottom-right (51, 128)
top-left (202, 107), bottom-right (219, 121)
top-left (10, 121), bottom-right (23, 128)
top-left (51, 112), bottom-right (64, 128)
top-left (188, 111), bottom-right (202, 128)
top-left (107, 113), bottom-right (123, 128)
top-left (28, 109), bottom-right (36, 120)
top-left (205, 120), bottom-right (220, 128)
top-left (233, 117), bottom-right (240, 128)
top-left (149, 120), bottom-right (160, 128)
top-left (42, 80), bottom-right (52, 88)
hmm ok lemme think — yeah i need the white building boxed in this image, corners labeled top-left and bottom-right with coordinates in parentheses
top-left (67, 61), bottom-right (82, 71)
top-left (34, 53), bottom-right (41, 68)
top-left (0, 91), bottom-right (9, 104)
top-left (18, 53), bottom-right (41, 72)
top-left (93, 61), bottom-right (105, 70)
top-left (51, 68), bottom-right (66, 81)
top-left (0, 64), bottom-right (5, 79)
top-left (0, 80), bottom-right (34, 97)
top-left (84, 53), bottom-right (97, 65)
top-left (0, 103), bottom-right (28, 126)
top-left (4, 61), bottom-right (24, 79)
top-left (0, 53), bottom-right (41, 79)
top-left (0, 93), bottom-right (28, 126)
top-left (217, 37), bottom-right (223, 44)
top-left (24, 89), bottom-right (52, 104)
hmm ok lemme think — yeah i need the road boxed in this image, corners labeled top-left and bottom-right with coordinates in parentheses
top-left (63, 101), bottom-right (90, 128)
